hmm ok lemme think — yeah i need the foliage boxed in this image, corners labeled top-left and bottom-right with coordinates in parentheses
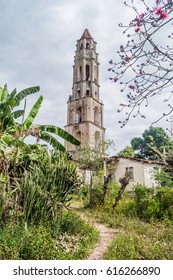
top-left (89, 170), bottom-right (105, 206)
top-left (118, 145), bottom-right (135, 157)
top-left (74, 141), bottom-right (115, 207)
top-left (134, 185), bottom-right (173, 221)
top-left (55, 211), bottom-right (99, 260)
top-left (155, 169), bottom-right (173, 188)
top-left (0, 84), bottom-right (80, 154)
top-left (74, 145), bottom-right (103, 170)
top-left (131, 126), bottom-right (173, 159)
top-left (81, 181), bottom-right (173, 259)
top-left (0, 211), bottom-right (99, 260)
top-left (109, 0), bottom-right (173, 126)
top-left (105, 218), bottom-right (173, 260)
top-left (0, 146), bottom-right (80, 225)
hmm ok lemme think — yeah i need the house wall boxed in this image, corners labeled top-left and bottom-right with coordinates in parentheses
top-left (109, 158), bottom-right (161, 190)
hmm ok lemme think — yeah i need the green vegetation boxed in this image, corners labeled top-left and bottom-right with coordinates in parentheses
top-left (131, 127), bottom-right (173, 160)
top-left (0, 211), bottom-right (99, 260)
top-left (105, 218), bottom-right (173, 260)
top-left (79, 180), bottom-right (173, 260)
top-left (0, 84), bottom-right (100, 260)
top-left (1, 83), bottom-right (173, 260)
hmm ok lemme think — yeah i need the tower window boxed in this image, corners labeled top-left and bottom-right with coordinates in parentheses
top-left (86, 90), bottom-right (90, 96)
top-left (77, 89), bottom-right (80, 99)
top-left (94, 106), bottom-right (100, 125)
top-left (86, 42), bottom-right (90, 49)
top-left (80, 43), bottom-right (83, 50)
top-left (86, 64), bottom-right (90, 81)
top-left (79, 66), bottom-right (82, 80)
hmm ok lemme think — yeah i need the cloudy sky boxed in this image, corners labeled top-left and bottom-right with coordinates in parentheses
top-left (0, 0), bottom-right (172, 154)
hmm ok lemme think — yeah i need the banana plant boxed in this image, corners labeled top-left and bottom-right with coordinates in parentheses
top-left (0, 84), bottom-right (80, 152)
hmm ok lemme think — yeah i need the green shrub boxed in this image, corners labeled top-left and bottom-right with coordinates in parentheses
top-left (0, 211), bottom-right (99, 260)
top-left (20, 224), bottom-right (57, 260)
top-left (156, 187), bottom-right (173, 220)
top-left (89, 171), bottom-right (105, 207)
top-left (134, 185), bottom-right (173, 221)
top-left (155, 170), bottom-right (173, 188)
top-left (0, 222), bottom-right (26, 259)
top-left (0, 148), bottom-right (80, 225)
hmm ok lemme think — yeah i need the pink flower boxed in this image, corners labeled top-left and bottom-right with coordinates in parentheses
top-left (125, 56), bottom-right (131, 62)
top-left (140, 13), bottom-right (145, 19)
top-left (155, 7), bottom-right (162, 15)
top-left (113, 77), bottom-right (118, 83)
top-left (128, 84), bottom-right (135, 90)
top-left (135, 26), bottom-right (140, 32)
top-left (161, 12), bottom-right (168, 19)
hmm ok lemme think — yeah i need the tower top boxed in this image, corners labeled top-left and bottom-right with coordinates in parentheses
top-left (80, 29), bottom-right (93, 40)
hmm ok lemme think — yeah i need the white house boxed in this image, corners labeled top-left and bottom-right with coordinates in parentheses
top-left (107, 156), bottom-right (163, 190)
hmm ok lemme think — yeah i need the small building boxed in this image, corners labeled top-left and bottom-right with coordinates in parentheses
top-left (108, 156), bottom-right (163, 190)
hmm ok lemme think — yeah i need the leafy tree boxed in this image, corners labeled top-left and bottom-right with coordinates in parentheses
top-left (155, 169), bottom-right (173, 188)
top-left (131, 126), bottom-right (173, 159)
top-left (74, 141), bottom-right (115, 206)
top-left (118, 146), bottom-right (135, 157)
top-left (109, 0), bottom-right (173, 126)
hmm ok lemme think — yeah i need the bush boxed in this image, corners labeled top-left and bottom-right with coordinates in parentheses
top-left (0, 222), bottom-right (26, 259)
top-left (156, 188), bottom-right (173, 220)
top-left (0, 147), bottom-right (80, 225)
top-left (134, 185), bottom-right (173, 221)
top-left (0, 211), bottom-right (99, 260)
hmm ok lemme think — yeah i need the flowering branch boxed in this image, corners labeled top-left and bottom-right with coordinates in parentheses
top-left (109, 0), bottom-right (173, 127)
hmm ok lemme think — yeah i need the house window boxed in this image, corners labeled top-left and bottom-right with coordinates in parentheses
top-left (126, 167), bottom-right (134, 180)
top-left (153, 167), bottom-right (159, 174)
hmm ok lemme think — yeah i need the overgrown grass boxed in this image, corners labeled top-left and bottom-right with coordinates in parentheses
top-left (0, 211), bottom-right (99, 260)
top-left (81, 205), bottom-right (173, 260)
top-left (105, 217), bottom-right (173, 260)
top-left (78, 180), bottom-right (173, 260)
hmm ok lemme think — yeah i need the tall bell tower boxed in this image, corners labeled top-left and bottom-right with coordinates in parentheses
top-left (65, 29), bottom-right (105, 152)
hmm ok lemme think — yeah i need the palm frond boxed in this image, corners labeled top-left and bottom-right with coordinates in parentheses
top-left (40, 131), bottom-right (66, 151)
top-left (40, 125), bottom-right (80, 146)
top-left (12, 139), bottom-right (31, 152)
top-left (14, 86), bottom-right (40, 105)
top-left (0, 84), bottom-right (8, 103)
top-left (23, 95), bottom-right (43, 129)
top-left (12, 110), bottom-right (24, 119)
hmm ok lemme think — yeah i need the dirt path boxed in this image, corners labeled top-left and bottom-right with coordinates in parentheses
top-left (72, 208), bottom-right (118, 260)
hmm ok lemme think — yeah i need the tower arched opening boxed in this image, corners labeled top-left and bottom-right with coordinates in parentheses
top-left (94, 106), bottom-right (100, 126)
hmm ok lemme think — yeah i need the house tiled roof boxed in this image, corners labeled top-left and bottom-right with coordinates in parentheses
top-left (108, 155), bottom-right (164, 165)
